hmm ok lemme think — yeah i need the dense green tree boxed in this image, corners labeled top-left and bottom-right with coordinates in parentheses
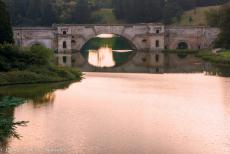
top-left (0, 0), bottom-right (14, 44)
top-left (2, 0), bottom-right (229, 25)
top-left (72, 0), bottom-right (91, 23)
top-left (163, 0), bottom-right (183, 24)
top-left (112, 0), bottom-right (164, 23)
top-left (41, 0), bottom-right (57, 26)
top-left (215, 2), bottom-right (230, 49)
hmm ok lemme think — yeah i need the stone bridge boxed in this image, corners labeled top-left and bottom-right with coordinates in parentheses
top-left (13, 23), bottom-right (219, 73)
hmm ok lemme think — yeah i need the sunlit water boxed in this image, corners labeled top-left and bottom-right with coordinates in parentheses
top-left (81, 34), bottom-right (134, 68)
top-left (88, 47), bottom-right (116, 67)
top-left (2, 73), bottom-right (230, 154)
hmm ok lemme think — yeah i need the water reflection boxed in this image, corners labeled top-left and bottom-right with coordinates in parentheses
top-left (0, 81), bottom-right (74, 106)
top-left (0, 97), bottom-right (28, 149)
top-left (81, 34), bottom-right (135, 68)
top-left (2, 73), bottom-right (229, 154)
top-left (0, 81), bottom-right (76, 150)
top-left (88, 46), bottom-right (115, 67)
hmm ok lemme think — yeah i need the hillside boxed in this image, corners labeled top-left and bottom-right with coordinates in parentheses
top-left (91, 8), bottom-right (124, 24)
top-left (172, 5), bottom-right (220, 26)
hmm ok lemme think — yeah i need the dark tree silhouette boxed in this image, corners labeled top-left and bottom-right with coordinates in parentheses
top-left (0, 0), bottom-right (14, 44)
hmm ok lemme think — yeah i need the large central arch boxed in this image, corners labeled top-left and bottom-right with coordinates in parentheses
top-left (72, 32), bottom-right (138, 52)
top-left (79, 33), bottom-right (137, 68)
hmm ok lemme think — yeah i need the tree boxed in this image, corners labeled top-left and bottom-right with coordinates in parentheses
top-left (112, 0), bottom-right (164, 23)
top-left (72, 0), bottom-right (91, 24)
top-left (0, 0), bottom-right (14, 44)
top-left (163, 0), bottom-right (183, 24)
top-left (215, 2), bottom-right (230, 49)
top-left (41, 0), bottom-right (57, 26)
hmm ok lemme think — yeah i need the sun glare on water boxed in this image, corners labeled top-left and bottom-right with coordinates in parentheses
top-left (88, 46), bottom-right (116, 67)
top-left (97, 34), bottom-right (115, 38)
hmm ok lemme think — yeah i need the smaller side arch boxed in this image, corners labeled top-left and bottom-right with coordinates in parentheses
top-left (172, 40), bottom-right (191, 49)
top-left (177, 41), bottom-right (189, 49)
top-left (29, 41), bottom-right (47, 48)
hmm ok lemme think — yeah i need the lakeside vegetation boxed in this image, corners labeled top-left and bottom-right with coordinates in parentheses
top-left (0, 44), bottom-right (83, 86)
top-left (197, 50), bottom-right (230, 67)
top-left (0, 81), bottom-right (75, 145)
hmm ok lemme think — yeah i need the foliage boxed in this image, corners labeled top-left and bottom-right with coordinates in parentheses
top-left (91, 8), bottom-right (121, 24)
top-left (0, 44), bottom-right (83, 86)
top-left (0, 44), bottom-right (53, 71)
top-left (0, 0), bottom-right (14, 44)
top-left (163, 0), bottom-right (183, 24)
top-left (2, 0), bottom-right (229, 25)
top-left (112, 0), bottom-right (227, 24)
top-left (0, 96), bottom-right (25, 107)
top-left (0, 97), bottom-right (28, 144)
top-left (173, 5), bottom-right (220, 26)
top-left (197, 50), bottom-right (230, 66)
top-left (214, 2), bottom-right (230, 49)
top-left (72, 0), bottom-right (91, 24)
top-left (3, 0), bottom-right (92, 25)
top-left (205, 8), bottom-right (221, 27)
top-left (112, 0), bottom-right (164, 23)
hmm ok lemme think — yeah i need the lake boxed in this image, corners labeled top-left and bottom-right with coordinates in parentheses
top-left (0, 73), bottom-right (230, 154)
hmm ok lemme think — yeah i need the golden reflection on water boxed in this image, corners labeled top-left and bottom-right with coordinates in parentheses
top-left (88, 46), bottom-right (115, 67)
top-left (8, 73), bottom-right (230, 154)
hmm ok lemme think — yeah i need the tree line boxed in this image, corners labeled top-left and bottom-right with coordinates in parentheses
top-left (3, 0), bottom-right (94, 26)
top-left (206, 2), bottom-right (230, 48)
top-left (3, 0), bottom-right (228, 26)
top-left (112, 0), bottom-right (228, 24)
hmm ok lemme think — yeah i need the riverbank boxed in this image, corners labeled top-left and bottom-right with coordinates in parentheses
top-left (197, 49), bottom-right (230, 67)
top-left (0, 67), bottom-right (83, 86)
top-left (0, 44), bottom-right (83, 86)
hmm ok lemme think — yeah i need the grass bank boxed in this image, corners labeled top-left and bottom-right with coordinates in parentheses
top-left (196, 49), bottom-right (230, 67)
top-left (0, 44), bottom-right (83, 86)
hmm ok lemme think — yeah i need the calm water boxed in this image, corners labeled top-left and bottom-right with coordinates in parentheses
top-left (1, 73), bottom-right (230, 154)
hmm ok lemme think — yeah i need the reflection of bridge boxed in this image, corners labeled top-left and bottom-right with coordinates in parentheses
top-left (13, 24), bottom-right (219, 73)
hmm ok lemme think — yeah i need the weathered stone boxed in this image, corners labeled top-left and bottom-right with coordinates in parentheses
top-left (13, 24), bottom-right (219, 72)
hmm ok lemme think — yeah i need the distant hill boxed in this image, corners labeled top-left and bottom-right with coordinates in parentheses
top-left (172, 5), bottom-right (220, 26)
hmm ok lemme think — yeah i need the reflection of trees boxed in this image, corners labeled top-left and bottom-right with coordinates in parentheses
top-left (32, 92), bottom-right (55, 107)
top-left (205, 66), bottom-right (230, 77)
top-left (0, 97), bottom-right (28, 149)
top-left (0, 81), bottom-right (74, 107)
top-left (0, 81), bottom-right (75, 149)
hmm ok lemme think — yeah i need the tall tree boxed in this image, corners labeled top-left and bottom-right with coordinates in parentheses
top-left (72, 0), bottom-right (91, 24)
top-left (215, 2), bottom-right (230, 49)
top-left (163, 0), bottom-right (183, 24)
top-left (41, 0), bottom-right (57, 26)
top-left (0, 0), bottom-right (14, 44)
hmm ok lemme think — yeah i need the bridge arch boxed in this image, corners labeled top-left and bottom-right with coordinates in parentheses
top-left (76, 33), bottom-right (138, 52)
top-left (177, 41), bottom-right (189, 49)
top-left (170, 40), bottom-right (191, 49)
top-left (79, 33), bottom-right (137, 68)
top-left (28, 40), bottom-right (49, 48)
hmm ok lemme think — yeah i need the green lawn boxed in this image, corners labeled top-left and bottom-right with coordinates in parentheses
top-left (172, 5), bottom-right (220, 26)
top-left (197, 50), bottom-right (230, 66)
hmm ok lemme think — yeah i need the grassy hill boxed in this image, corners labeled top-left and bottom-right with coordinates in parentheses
top-left (172, 5), bottom-right (220, 26)
top-left (91, 6), bottom-right (221, 25)
top-left (91, 8), bottom-right (124, 24)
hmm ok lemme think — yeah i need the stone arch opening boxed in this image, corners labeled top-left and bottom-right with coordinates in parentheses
top-left (80, 33), bottom-right (137, 68)
top-left (177, 42), bottom-right (189, 49)
top-left (29, 42), bottom-right (46, 48)
top-left (63, 41), bottom-right (67, 49)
